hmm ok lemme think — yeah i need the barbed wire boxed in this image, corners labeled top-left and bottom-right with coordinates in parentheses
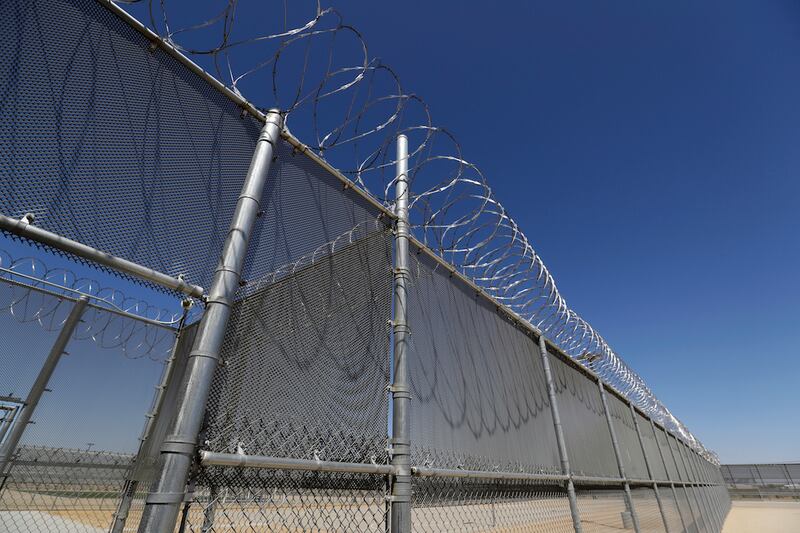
top-left (113, 0), bottom-right (717, 464)
top-left (0, 248), bottom-right (183, 361)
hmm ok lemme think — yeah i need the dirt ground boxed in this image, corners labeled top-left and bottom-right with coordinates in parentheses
top-left (722, 500), bottom-right (800, 533)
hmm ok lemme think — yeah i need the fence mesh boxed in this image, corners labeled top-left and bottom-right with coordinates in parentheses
top-left (547, 355), bottom-right (618, 478)
top-left (412, 478), bottom-right (575, 533)
top-left (0, 280), bottom-right (178, 532)
top-left (0, 0), bottom-right (264, 291)
top-left (636, 414), bottom-right (668, 481)
top-left (406, 246), bottom-right (560, 474)
top-left (631, 487), bottom-right (666, 533)
top-left (203, 228), bottom-right (393, 464)
top-left (721, 463), bottom-right (800, 500)
top-left (606, 392), bottom-right (648, 481)
top-left (184, 468), bottom-right (388, 533)
top-left (575, 489), bottom-right (629, 532)
top-left (659, 487), bottom-right (687, 533)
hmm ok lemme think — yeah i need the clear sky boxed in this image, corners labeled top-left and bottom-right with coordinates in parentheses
top-left (325, 0), bottom-right (800, 463)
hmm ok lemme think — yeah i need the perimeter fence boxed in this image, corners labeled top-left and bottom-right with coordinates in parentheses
top-left (721, 464), bottom-right (800, 501)
top-left (0, 0), bottom-right (729, 531)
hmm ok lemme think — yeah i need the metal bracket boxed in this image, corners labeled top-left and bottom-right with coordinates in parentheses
top-left (145, 492), bottom-right (186, 504)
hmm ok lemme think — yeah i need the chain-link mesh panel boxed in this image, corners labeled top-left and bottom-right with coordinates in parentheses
top-left (688, 487), bottom-right (708, 533)
top-left (203, 230), bottom-right (392, 464)
top-left (631, 487), bottom-right (666, 533)
top-left (575, 489), bottom-right (630, 532)
top-left (406, 246), bottom-right (560, 474)
top-left (0, 289), bottom-right (67, 407)
top-left (659, 487), bottom-right (686, 533)
top-left (667, 437), bottom-right (688, 482)
top-left (242, 144), bottom-right (392, 287)
top-left (412, 478), bottom-right (575, 532)
top-left (606, 392), bottom-right (648, 480)
top-left (0, 0), bottom-right (266, 290)
top-left (0, 446), bottom-right (133, 532)
top-left (723, 463), bottom-right (800, 500)
top-left (655, 427), bottom-right (680, 482)
top-left (547, 355), bottom-right (617, 478)
top-left (636, 413), bottom-right (667, 481)
top-left (0, 300), bottom-right (176, 532)
top-left (184, 467), bottom-right (388, 532)
top-left (675, 487), bottom-right (699, 533)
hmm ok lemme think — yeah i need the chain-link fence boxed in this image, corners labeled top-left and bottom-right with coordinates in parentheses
top-left (0, 0), bottom-right (731, 531)
top-left (721, 463), bottom-right (800, 501)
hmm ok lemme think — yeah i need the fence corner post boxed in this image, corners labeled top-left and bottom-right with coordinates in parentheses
top-left (137, 109), bottom-right (284, 533)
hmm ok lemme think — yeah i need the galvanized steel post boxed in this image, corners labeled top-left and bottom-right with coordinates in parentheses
top-left (673, 437), bottom-right (705, 531)
top-left (390, 133), bottom-right (412, 533)
top-left (597, 381), bottom-right (640, 533)
top-left (664, 431), bottom-right (698, 531)
top-left (111, 320), bottom-right (187, 533)
top-left (629, 403), bottom-right (671, 533)
top-left (650, 418), bottom-right (688, 533)
top-left (538, 335), bottom-right (583, 533)
top-left (0, 296), bottom-right (88, 478)
top-left (682, 443), bottom-right (715, 531)
top-left (138, 110), bottom-right (283, 533)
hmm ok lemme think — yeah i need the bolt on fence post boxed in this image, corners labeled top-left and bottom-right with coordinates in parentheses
top-left (597, 381), bottom-right (640, 533)
top-left (537, 335), bottom-right (583, 533)
top-left (650, 418), bottom-right (688, 533)
top-left (0, 296), bottom-right (88, 480)
top-left (629, 403), bottom-right (671, 533)
top-left (389, 133), bottom-right (412, 533)
top-left (137, 110), bottom-right (284, 533)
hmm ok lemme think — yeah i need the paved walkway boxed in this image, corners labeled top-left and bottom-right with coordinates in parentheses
top-left (722, 500), bottom-right (800, 533)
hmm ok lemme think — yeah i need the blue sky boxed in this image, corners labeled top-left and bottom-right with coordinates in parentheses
top-left (325, 0), bottom-right (800, 463)
top-left (3, 0), bottom-right (797, 463)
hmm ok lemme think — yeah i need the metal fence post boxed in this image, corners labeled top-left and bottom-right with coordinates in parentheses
top-left (0, 296), bottom-right (88, 480)
top-left (138, 110), bottom-right (283, 533)
top-left (538, 335), bottom-right (583, 533)
top-left (111, 318), bottom-right (189, 533)
top-left (673, 436), bottom-right (706, 532)
top-left (688, 451), bottom-right (712, 531)
top-left (629, 403), bottom-right (671, 532)
top-left (650, 418), bottom-right (688, 533)
top-left (687, 450), bottom-right (716, 530)
top-left (390, 133), bottom-right (412, 533)
top-left (663, 432), bottom-right (698, 532)
top-left (597, 381), bottom-right (640, 533)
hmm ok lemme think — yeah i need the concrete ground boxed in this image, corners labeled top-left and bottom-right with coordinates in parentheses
top-left (722, 500), bottom-right (800, 533)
